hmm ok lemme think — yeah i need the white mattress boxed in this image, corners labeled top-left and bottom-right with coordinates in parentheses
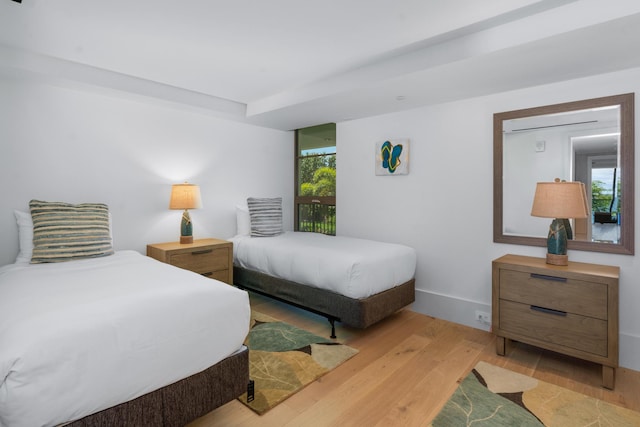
top-left (231, 232), bottom-right (416, 299)
top-left (0, 250), bottom-right (250, 427)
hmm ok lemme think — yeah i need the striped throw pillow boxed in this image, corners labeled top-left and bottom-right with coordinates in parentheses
top-left (29, 200), bottom-right (114, 263)
top-left (247, 197), bottom-right (283, 237)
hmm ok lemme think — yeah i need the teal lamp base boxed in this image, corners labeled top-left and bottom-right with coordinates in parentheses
top-left (180, 209), bottom-right (194, 244)
top-left (546, 218), bottom-right (568, 266)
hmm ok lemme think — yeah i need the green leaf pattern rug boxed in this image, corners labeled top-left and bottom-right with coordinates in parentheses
top-left (238, 311), bottom-right (358, 414)
top-left (430, 361), bottom-right (640, 426)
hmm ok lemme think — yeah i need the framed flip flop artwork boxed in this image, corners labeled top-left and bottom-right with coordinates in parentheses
top-left (375, 138), bottom-right (409, 175)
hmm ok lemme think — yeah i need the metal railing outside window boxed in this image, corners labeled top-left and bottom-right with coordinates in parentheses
top-left (298, 203), bottom-right (336, 235)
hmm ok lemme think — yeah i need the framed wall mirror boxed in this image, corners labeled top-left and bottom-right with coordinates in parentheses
top-left (494, 93), bottom-right (634, 255)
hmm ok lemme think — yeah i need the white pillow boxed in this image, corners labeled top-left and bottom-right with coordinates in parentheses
top-left (14, 210), bottom-right (33, 264)
top-left (236, 204), bottom-right (251, 236)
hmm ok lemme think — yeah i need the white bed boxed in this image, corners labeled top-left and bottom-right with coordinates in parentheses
top-left (0, 250), bottom-right (250, 427)
top-left (231, 231), bottom-right (416, 336)
top-left (231, 232), bottom-right (416, 298)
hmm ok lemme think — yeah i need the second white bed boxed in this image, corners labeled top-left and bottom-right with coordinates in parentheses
top-left (231, 231), bottom-right (416, 299)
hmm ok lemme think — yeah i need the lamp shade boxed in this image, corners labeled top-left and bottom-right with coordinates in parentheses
top-left (531, 179), bottom-right (589, 219)
top-left (169, 183), bottom-right (203, 210)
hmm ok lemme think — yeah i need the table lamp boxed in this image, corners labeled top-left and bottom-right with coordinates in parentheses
top-left (530, 178), bottom-right (589, 266)
top-left (169, 182), bottom-right (202, 244)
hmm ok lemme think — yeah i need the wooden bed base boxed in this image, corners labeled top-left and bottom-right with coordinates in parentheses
top-left (66, 347), bottom-right (249, 427)
top-left (234, 266), bottom-right (415, 337)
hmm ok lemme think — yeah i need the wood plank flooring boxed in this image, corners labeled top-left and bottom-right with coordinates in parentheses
top-left (189, 293), bottom-right (640, 427)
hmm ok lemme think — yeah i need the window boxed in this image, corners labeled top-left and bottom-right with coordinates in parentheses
top-left (590, 158), bottom-right (620, 243)
top-left (295, 123), bottom-right (336, 235)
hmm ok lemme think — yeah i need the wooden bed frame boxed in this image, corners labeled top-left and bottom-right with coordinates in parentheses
top-left (67, 347), bottom-right (249, 427)
top-left (234, 266), bottom-right (415, 338)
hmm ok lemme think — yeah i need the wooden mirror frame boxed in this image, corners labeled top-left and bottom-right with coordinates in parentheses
top-left (493, 93), bottom-right (635, 255)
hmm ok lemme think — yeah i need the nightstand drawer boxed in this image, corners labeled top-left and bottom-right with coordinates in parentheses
top-left (170, 248), bottom-right (229, 275)
top-left (499, 269), bottom-right (607, 319)
top-left (147, 238), bottom-right (233, 285)
top-left (500, 299), bottom-right (608, 357)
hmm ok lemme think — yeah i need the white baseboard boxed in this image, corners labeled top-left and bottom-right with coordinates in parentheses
top-left (411, 288), bottom-right (640, 372)
top-left (619, 332), bottom-right (640, 372)
top-left (411, 288), bottom-right (492, 332)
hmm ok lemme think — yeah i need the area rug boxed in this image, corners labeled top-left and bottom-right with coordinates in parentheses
top-left (237, 311), bottom-right (358, 415)
top-left (430, 361), bottom-right (640, 426)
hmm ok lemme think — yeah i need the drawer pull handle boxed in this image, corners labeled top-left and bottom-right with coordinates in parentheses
top-left (202, 272), bottom-right (213, 277)
top-left (530, 273), bottom-right (567, 283)
top-left (530, 305), bottom-right (567, 316)
top-left (191, 249), bottom-right (213, 255)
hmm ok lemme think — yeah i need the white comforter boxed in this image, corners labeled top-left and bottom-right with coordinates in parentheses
top-left (231, 232), bottom-right (416, 299)
top-left (0, 251), bottom-right (250, 427)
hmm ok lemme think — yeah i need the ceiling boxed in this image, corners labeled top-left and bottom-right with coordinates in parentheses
top-left (1, 0), bottom-right (640, 131)
top-left (504, 107), bottom-right (620, 154)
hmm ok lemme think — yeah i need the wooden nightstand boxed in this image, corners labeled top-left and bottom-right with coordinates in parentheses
top-left (492, 254), bottom-right (619, 389)
top-left (147, 238), bottom-right (233, 285)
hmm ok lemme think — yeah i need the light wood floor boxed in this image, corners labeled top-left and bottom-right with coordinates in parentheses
top-left (190, 293), bottom-right (640, 427)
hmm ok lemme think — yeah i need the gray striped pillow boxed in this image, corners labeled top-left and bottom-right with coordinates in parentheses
top-left (29, 200), bottom-right (114, 263)
top-left (247, 197), bottom-right (283, 237)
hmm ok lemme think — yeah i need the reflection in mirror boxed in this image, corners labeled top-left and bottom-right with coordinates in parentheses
top-left (494, 93), bottom-right (634, 255)
top-left (503, 106), bottom-right (619, 241)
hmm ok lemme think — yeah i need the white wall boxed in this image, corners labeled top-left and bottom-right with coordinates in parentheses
top-left (337, 67), bottom-right (640, 371)
top-left (0, 74), bottom-right (294, 266)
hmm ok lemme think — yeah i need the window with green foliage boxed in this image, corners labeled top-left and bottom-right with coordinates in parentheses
top-left (295, 123), bottom-right (336, 235)
top-left (592, 168), bottom-right (621, 215)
